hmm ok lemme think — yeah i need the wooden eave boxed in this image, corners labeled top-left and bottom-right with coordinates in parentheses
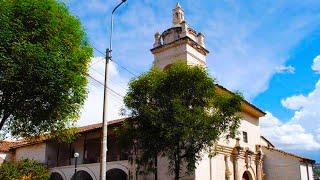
top-left (215, 84), bottom-right (266, 118)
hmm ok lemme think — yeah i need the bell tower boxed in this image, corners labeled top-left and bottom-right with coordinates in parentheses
top-left (151, 3), bottom-right (209, 70)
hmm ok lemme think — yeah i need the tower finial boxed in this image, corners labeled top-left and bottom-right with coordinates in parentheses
top-left (172, 2), bottom-right (184, 25)
top-left (176, 2), bottom-right (181, 8)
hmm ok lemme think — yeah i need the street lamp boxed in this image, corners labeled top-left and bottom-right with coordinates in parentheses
top-left (100, 1), bottom-right (127, 180)
top-left (74, 152), bottom-right (79, 180)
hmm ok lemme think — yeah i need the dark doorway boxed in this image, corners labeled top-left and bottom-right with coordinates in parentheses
top-left (49, 172), bottom-right (63, 180)
top-left (71, 170), bottom-right (93, 180)
top-left (106, 168), bottom-right (127, 180)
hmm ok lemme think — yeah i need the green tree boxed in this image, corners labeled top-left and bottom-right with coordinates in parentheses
top-left (0, 159), bottom-right (50, 180)
top-left (0, 0), bottom-right (93, 138)
top-left (119, 62), bottom-right (243, 180)
top-left (314, 167), bottom-right (320, 178)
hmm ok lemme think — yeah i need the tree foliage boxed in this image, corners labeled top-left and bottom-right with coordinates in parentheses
top-left (0, 0), bottom-right (93, 138)
top-left (0, 159), bottom-right (50, 180)
top-left (119, 62), bottom-right (243, 179)
top-left (315, 167), bottom-right (320, 177)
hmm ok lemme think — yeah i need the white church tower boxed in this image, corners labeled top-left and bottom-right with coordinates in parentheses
top-left (151, 3), bottom-right (209, 70)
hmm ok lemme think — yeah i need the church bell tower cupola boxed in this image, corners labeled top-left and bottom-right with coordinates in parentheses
top-left (172, 3), bottom-right (184, 25)
top-left (151, 3), bottom-right (209, 70)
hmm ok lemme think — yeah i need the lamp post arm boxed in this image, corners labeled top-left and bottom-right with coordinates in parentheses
top-left (109, 0), bottom-right (127, 52)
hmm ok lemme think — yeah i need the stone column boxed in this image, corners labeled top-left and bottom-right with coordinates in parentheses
top-left (224, 155), bottom-right (231, 180)
top-left (233, 156), bottom-right (239, 180)
top-left (255, 145), bottom-right (263, 180)
top-left (233, 138), bottom-right (241, 180)
top-left (255, 160), bottom-right (262, 180)
top-left (181, 21), bottom-right (188, 37)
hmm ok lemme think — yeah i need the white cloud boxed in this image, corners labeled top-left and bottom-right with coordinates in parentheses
top-left (261, 79), bottom-right (320, 151)
top-left (77, 57), bottom-right (129, 126)
top-left (281, 94), bottom-right (308, 110)
top-left (312, 55), bottom-right (320, 73)
top-left (260, 112), bottom-right (320, 150)
top-left (284, 80), bottom-right (320, 136)
top-left (275, 65), bottom-right (295, 74)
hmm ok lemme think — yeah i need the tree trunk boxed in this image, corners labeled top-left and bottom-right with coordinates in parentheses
top-left (154, 155), bottom-right (158, 180)
top-left (0, 113), bottom-right (10, 130)
top-left (174, 140), bottom-right (181, 180)
top-left (174, 160), bottom-right (180, 180)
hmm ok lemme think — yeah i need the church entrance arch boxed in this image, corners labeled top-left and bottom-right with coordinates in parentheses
top-left (106, 168), bottom-right (128, 180)
top-left (242, 171), bottom-right (253, 180)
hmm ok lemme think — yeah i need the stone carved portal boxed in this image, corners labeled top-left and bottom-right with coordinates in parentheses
top-left (106, 168), bottom-right (128, 180)
top-left (242, 171), bottom-right (252, 180)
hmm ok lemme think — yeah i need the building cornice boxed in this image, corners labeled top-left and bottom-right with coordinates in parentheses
top-left (150, 36), bottom-right (209, 56)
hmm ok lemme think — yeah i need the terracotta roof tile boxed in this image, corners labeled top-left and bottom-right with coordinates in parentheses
top-left (9, 118), bottom-right (126, 149)
top-left (0, 141), bottom-right (19, 152)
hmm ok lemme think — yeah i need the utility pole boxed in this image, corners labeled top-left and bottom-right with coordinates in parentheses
top-left (100, 1), bottom-right (127, 180)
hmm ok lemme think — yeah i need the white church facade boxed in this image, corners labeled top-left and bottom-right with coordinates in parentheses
top-left (0, 3), bottom-right (315, 180)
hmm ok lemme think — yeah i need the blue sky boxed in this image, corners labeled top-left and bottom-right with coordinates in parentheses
top-left (64, 0), bottom-right (320, 162)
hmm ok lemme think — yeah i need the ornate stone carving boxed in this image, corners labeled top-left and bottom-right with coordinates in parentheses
top-left (197, 33), bottom-right (205, 47)
top-left (153, 32), bottom-right (161, 48)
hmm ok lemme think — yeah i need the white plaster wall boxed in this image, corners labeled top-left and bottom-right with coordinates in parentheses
top-left (300, 164), bottom-right (314, 180)
top-left (156, 155), bottom-right (194, 180)
top-left (0, 152), bottom-right (8, 164)
top-left (185, 44), bottom-right (206, 65)
top-left (219, 113), bottom-right (261, 152)
top-left (262, 147), bottom-right (301, 180)
top-left (195, 153), bottom-right (226, 180)
top-left (308, 165), bottom-right (314, 180)
top-left (300, 164), bottom-right (308, 180)
top-left (15, 143), bottom-right (46, 163)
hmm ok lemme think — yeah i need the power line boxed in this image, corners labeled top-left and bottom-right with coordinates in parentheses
top-left (87, 74), bottom-right (125, 99)
top-left (89, 56), bottom-right (102, 68)
top-left (92, 46), bottom-right (138, 77)
top-left (88, 65), bottom-right (128, 92)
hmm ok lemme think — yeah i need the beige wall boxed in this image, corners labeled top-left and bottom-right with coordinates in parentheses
top-left (153, 44), bottom-right (206, 70)
top-left (262, 147), bottom-right (301, 180)
top-left (15, 143), bottom-right (46, 163)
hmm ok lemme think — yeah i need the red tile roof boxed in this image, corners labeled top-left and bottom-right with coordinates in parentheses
top-left (9, 118), bottom-right (126, 149)
top-left (0, 140), bottom-right (19, 152)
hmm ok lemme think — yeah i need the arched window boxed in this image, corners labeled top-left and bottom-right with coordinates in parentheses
top-left (106, 168), bottom-right (127, 180)
top-left (49, 172), bottom-right (63, 180)
top-left (71, 170), bottom-right (93, 180)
